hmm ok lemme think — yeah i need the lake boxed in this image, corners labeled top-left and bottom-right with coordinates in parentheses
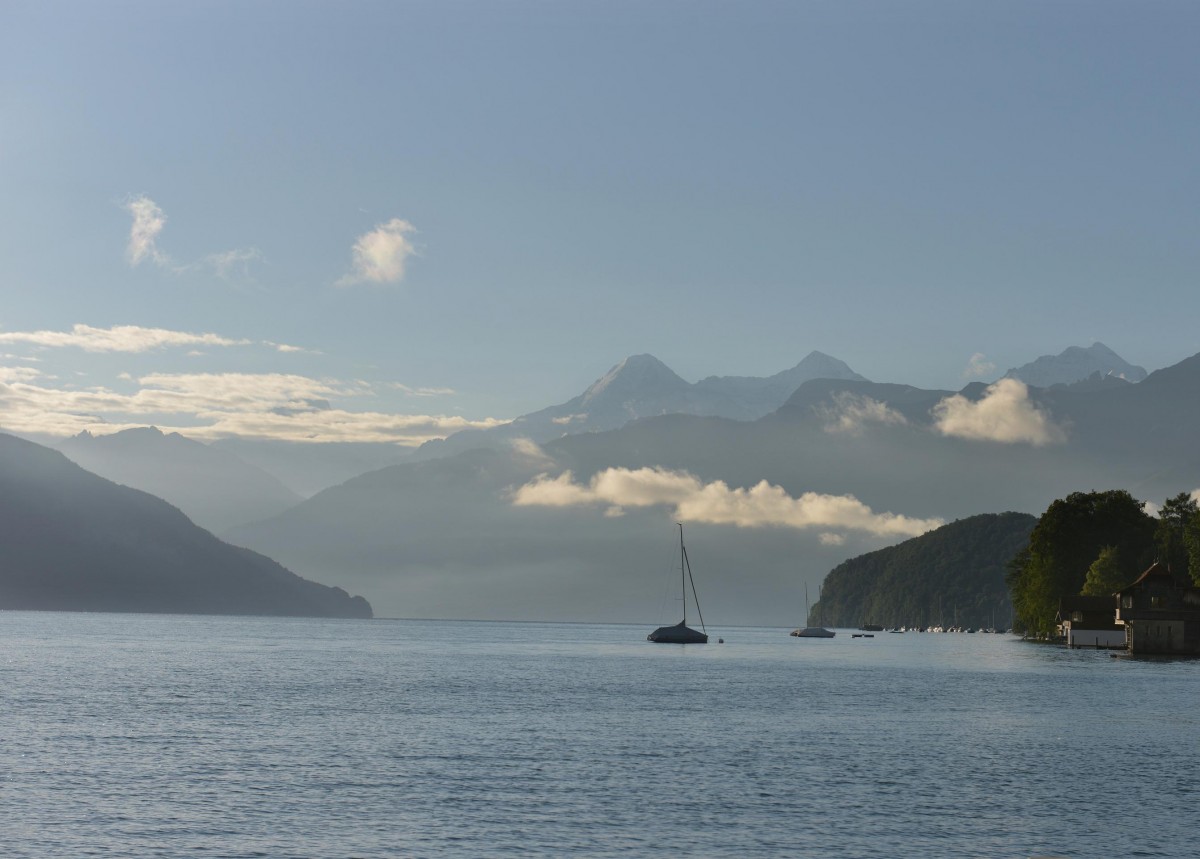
top-left (0, 613), bottom-right (1193, 857)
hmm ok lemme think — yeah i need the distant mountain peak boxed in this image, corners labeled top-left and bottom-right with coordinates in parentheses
top-left (580, 354), bottom-right (689, 406)
top-left (1004, 342), bottom-right (1147, 388)
top-left (770, 352), bottom-right (868, 386)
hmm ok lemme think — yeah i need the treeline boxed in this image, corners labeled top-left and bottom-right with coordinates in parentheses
top-left (1006, 490), bottom-right (1200, 635)
top-left (814, 513), bottom-right (1036, 629)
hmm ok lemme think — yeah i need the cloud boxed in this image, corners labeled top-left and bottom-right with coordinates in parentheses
top-left (337, 218), bottom-right (418, 287)
top-left (264, 341), bottom-right (316, 354)
top-left (125, 195), bottom-right (169, 267)
top-left (394, 383), bottom-right (456, 397)
top-left (0, 371), bottom-right (505, 444)
top-left (932, 378), bottom-right (1067, 446)
top-left (963, 352), bottom-right (996, 380)
top-left (0, 324), bottom-right (249, 353)
top-left (512, 467), bottom-right (943, 538)
top-left (819, 532), bottom-right (846, 546)
top-left (204, 248), bottom-right (263, 279)
top-left (0, 324), bottom-right (318, 356)
top-left (122, 195), bottom-right (259, 279)
top-left (509, 438), bottom-right (556, 468)
top-left (818, 393), bottom-right (908, 436)
top-left (0, 366), bottom-right (43, 384)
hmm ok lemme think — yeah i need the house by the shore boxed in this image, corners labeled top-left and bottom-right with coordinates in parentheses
top-left (1115, 563), bottom-right (1200, 655)
top-left (1057, 595), bottom-right (1124, 649)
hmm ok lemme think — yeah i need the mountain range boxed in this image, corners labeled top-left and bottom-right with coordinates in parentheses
top-left (0, 433), bottom-right (371, 617)
top-left (410, 351), bottom-right (866, 461)
top-left (1004, 342), bottom-right (1147, 388)
top-left (58, 427), bottom-right (303, 533)
top-left (225, 345), bottom-right (1200, 624)
top-left (11, 340), bottom-right (1195, 624)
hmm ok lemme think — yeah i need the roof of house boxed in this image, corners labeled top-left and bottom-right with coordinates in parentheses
top-left (1115, 561), bottom-right (1193, 595)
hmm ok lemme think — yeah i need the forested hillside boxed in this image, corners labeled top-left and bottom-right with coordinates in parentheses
top-left (814, 513), bottom-right (1036, 629)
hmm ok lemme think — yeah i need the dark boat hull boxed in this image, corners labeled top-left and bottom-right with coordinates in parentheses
top-left (647, 621), bottom-right (708, 643)
top-left (790, 627), bottom-right (835, 638)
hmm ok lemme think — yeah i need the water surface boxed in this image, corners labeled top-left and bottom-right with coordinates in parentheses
top-left (0, 614), bottom-right (1191, 857)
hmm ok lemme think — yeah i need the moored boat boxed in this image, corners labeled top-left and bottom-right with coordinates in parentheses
top-left (647, 524), bottom-right (708, 644)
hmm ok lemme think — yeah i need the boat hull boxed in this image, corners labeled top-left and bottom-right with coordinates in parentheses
top-left (790, 627), bottom-right (835, 638)
top-left (648, 622), bottom-right (708, 643)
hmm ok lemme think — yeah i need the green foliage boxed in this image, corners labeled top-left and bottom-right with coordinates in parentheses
top-left (1080, 546), bottom-right (1128, 596)
top-left (1187, 508), bottom-right (1200, 586)
top-left (1155, 492), bottom-right (1198, 579)
top-left (814, 513), bottom-right (1036, 629)
top-left (1007, 490), bottom-right (1155, 635)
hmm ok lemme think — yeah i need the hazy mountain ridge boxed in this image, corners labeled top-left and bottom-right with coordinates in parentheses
top-left (228, 349), bottom-right (1200, 623)
top-left (0, 433), bottom-right (371, 618)
top-left (25, 340), bottom-right (1188, 625)
top-left (58, 427), bottom-right (303, 532)
top-left (411, 350), bottom-right (867, 461)
top-left (1004, 342), bottom-right (1147, 387)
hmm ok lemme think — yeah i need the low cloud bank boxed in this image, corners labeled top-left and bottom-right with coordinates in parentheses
top-left (819, 392), bottom-right (908, 436)
top-left (0, 370), bottom-right (504, 444)
top-left (932, 379), bottom-right (1066, 446)
top-left (0, 324), bottom-right (250, 353)
top-left (512, 467), bottom-right (943, 538)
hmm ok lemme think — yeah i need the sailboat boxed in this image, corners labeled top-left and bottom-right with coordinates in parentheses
top-left (791, 582), bottom-right (835, 638)
top-left (647, 524), bottom-right (709, 644)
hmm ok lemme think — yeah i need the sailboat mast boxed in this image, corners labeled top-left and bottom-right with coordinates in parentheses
top-left (679, 523), bottom-right (686, 625)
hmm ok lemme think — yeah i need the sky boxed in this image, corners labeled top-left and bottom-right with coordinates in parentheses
top-left (3, 0), bottom-right (1198, 449)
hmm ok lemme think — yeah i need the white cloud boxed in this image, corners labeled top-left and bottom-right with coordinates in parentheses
top-left (0, 324), bottom-right (249, 353)
top-left (337, 218), bottom-right (417, 287)
top-left (204, 248), bottom-right (263, 279)
top-left (509, 437), bottom-right (555, 468)
top-left (394, 383), bottom-right (456, 397)
top-left (818, 392), bottom-right (908, 436)
top-left (0, 371), bottom-right (505, 445)
top-left (819, 532), bottom-right (846, 546)
top-left (124, 195), bottom-right (169, 267)
top-left (264, 341), bottom-right (315, 354)
top-left (512, 467), bottom-right (943, 538)
top-left (963, 352), bottom-right (996, 380)
top-left (932, 378), bottom-right (1067, 446)
top-left (122, 195), bottom-right (260, 279)
top-left (0, 324), bottom-right (318, 357)
top-left (0, 366), bottom-right (42, 384)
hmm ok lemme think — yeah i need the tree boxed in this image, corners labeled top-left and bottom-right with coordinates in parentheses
top-left (1008, 490), bottom-right (1155, 635)
top-left (1155, 492), bottom-right (1198, 580)
top-left (1185, 507), bottom-right (1200, 586)
top-left (1081, 546), bottom-right (1128, 596)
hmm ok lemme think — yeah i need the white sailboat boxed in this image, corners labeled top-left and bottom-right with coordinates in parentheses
top-left (791, 582), bottom-right (835, 638)
top-left (647, 524), bottom-right (708, 644)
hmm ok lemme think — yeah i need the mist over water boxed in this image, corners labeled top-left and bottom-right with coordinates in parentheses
top-left (1, 612), bottom-right (1193, 857)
